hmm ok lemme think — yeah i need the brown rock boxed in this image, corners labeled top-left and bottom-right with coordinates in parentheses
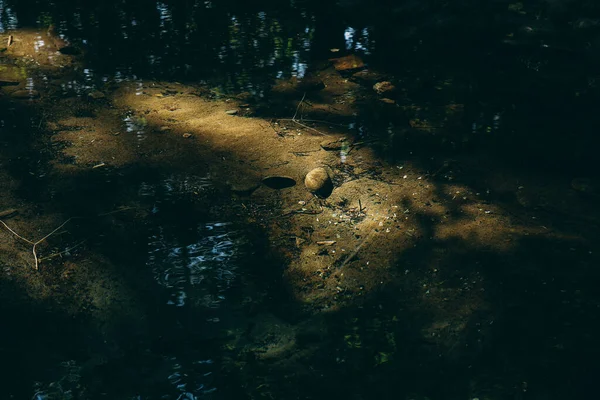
top-left (379, 98), bottom-right (396, 104)
top-left (295, 77), bottom-right (325, 93)
top-left (305, 167), bottom-right (333, 198)
top-left (379, 97), bottom-right (396, 104)
top-left (350, 69), bottom-right (386, 84)
top-left (329, 54), bottom-right (365, 72)
top-left (373, 81), bottom-right (396, 95)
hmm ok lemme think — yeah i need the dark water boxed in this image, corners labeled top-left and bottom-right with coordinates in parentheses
top-left (2, 1), bottom-right (600, 399)
top-left (4, 0), bottom-right (599, 166)
top-left (3, 0), bottom-right (600, 168)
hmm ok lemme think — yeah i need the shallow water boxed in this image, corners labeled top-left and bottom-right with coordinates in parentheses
top-left (2, 1), bottom-right (600, 400)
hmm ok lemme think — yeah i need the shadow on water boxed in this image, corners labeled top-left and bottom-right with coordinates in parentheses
top-left (2, 0), bottom-right (600, 399)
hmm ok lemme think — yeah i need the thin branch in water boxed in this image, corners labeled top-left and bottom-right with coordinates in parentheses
top-left (338, 231), bottom-right (375, 271)
top-left (31, 218), bottom-right (73, 270)
top-left (293, 92), bottom-right (307, 120)
top-left (0, 207), bottom-right (135, 270)
top-left (0, 220), bottom-right (34, 245)
top-left (292, 120), bottom-right (329, 136)
top-left (39, 240), bottom-right (86, 262)
top-left (288, 92), bottom-right (330, 136)
top-left (279, 118), bottom-right (347, 127)
top-left (34, 218), bottom-right (73, 245)
top-left (0, 218), bottom-right (72, 269)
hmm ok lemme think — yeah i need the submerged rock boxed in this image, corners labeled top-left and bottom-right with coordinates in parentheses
top-left (350, 69), bottom-right (387, 84)
top-left (373, 81), bottom-right (396, 95)
top-left (329, 54), bottom-right (365, 72)
top-left (305, 167), bottom-right (333, 198)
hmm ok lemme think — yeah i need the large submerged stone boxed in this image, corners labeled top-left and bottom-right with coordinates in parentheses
top-left (328, 54), bottom-right (365, 72)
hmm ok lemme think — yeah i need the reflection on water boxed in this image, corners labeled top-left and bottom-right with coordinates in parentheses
top-left (147, 220), bottom-right (242, 308)
top-left (23, 173), bottom-right (239, 400)
top-left (0, 1), bottom-right (18, 31)
top-left (163, 355), bottom-right (218, 400)
top-left (2, 0), bottom-right (326, 94)
top-left (137, 174), bottom-right (244, 399)
top-left (124, 111), bottom-right (148, 144)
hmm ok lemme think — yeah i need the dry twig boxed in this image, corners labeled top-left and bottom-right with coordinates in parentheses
top-left (0, 218), bottom-right (72, 270)
top-left (280, 92), bottom-right (330, 136)
top-left (338, 230), bottom-right (376, 271)
top-left (0, 207), bottom-right (134, 270)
